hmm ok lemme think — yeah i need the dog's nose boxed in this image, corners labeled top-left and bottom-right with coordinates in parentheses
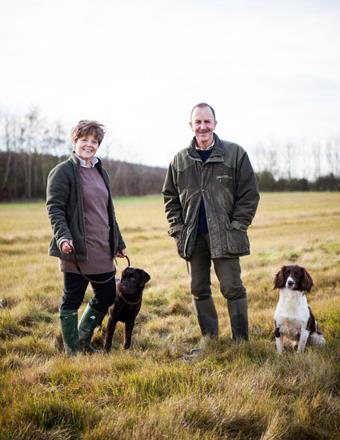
top-left (287, 280), bottom-right (294, 287)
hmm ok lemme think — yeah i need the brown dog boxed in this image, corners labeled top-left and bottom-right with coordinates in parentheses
top-left (104, 267), bottom-right (150, 351)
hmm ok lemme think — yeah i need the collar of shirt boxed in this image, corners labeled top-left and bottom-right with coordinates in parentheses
top-left (74, 152), bottom-right (99, 168)
top-left (195, 139), bottom-right (215, 151)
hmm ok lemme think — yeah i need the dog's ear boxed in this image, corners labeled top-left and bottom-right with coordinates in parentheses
top-left (301, 268), bottom-right (313, 292)
top-left (274, 266), bottom-right (286, 289)
top-left (121, 267), bottom-right (129, 277)
top-left (139, 270), bottom-right (151, 286)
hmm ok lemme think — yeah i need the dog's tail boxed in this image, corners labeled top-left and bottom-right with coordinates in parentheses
top-left (309, 331), bottom-right (326, 346)
top-left (309, 320), bottom-right (326, 346)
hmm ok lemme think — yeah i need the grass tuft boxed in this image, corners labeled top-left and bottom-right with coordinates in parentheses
top-left (0, 193), bottom-right (339, 439)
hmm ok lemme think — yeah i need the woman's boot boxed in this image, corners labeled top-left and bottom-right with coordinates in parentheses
top-left (78, 304), bottom-right (105, 353)
top-left (59, 309), bottom-right (80, 356)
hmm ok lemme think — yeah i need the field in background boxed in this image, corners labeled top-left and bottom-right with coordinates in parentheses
top-left (0, 193), bottom-right (339, 439)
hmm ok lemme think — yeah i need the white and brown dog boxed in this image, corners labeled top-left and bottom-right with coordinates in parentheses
top-left (273, 265), bottom-right (325, 353)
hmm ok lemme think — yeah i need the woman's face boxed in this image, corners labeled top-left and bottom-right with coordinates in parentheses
top-left (74, 134), bottom-right (99, 162)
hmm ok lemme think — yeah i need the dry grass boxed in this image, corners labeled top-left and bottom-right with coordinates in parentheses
top-left (0, 193), bottom-right (339, 440)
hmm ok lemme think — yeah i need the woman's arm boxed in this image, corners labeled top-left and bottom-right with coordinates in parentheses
top-left (46, 165), bottom-right (73, 250)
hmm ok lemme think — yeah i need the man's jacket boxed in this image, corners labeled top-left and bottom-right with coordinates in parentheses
top-left (46, 153), bottom-right (125, 261)
top-left (162, 135), bottom-right (260, 260)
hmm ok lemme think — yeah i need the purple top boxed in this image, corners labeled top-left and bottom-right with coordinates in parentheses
top-left (60, 166), bottom-right (114, 274)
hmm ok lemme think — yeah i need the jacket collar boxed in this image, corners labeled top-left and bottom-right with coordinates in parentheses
top-left (70, 151), bottom-right (102, 170)
top-left (187, 134), bottom-right (225, 163)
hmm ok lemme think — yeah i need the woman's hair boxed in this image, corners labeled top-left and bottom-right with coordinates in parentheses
top-left (71, 120), bottom-right (105, 145)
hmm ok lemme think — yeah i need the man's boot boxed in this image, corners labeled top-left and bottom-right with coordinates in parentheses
top-left (227, 297), bottom-right (249, 341)
top-left (78, 304), bottom-right (105, 353)
top-left (192, 296), bottom-right (219, 338)
top-left (59, 309), bottom-right (80, 356)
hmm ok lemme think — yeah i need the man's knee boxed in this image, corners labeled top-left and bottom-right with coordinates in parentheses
top-left (191, 291), bottom-right (212, 302)
top-left (221, 285), bottom-right (246, 301)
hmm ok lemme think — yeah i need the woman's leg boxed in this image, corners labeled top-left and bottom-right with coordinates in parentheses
top-left (78, 272), bottom-right (116, 352)
top-left (60, 273), bottom-right (88, 355)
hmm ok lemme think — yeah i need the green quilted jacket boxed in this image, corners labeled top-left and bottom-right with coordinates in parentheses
top-left (162, 135), bottom-right (260, 260)
top-left (46, 153), bottom-right (125, 261)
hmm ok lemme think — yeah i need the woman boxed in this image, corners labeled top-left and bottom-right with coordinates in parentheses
top-left (46, 120), bottom-right (127, 355)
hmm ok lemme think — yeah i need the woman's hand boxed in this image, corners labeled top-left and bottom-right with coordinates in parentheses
top-left (61, 240), bottom-right (74, 254)
top-left (115, 248), bottom-right (127, 258)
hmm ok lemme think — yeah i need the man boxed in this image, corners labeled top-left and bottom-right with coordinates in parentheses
top-left (162, 103), bottom-right (259, 345)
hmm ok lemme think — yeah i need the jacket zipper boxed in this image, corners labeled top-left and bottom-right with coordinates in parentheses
top-left (183, 199), bottom-right (200, 259)
top-left (183, 160), bottom-right (206, 258)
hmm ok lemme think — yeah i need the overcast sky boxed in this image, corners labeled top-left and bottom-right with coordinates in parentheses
top-left (1, 0), bottom-right (340, 169)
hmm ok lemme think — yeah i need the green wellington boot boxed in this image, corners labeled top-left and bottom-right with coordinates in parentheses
top-left (59, 309), bottom-right (80, 356)
top-left (192, 296), bottom-right (219, 338)
top-left (227, 297), bottom-right (249, 342)
top-left (78, 304), bottom-right (105, 353)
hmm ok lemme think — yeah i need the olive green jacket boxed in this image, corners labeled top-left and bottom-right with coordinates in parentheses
top-left (46, 153), bottom-right (125, 261)
top-left (162, 135), bottom-right (260, 260)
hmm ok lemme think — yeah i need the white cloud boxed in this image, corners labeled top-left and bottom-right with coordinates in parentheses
top-left (1, 0), bottom-right (339, 167)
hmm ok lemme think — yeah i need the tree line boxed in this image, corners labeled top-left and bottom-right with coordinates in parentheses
top-left (0, 151), bottom-right (166, 200)
top-left (256, 170), bottom-right (340, 192)
top-left (0, 108), bottom-right (166, 200)
top-left (0, 108), bottom-right (339, 201)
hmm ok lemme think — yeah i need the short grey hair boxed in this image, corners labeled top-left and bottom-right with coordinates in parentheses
top-left (190, 103), bottom-right (216, 121)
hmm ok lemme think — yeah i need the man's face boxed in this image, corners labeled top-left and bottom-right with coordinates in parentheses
top-left (190, 106), bottom-right (217, 148)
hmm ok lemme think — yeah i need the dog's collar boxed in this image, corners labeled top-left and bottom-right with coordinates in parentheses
top-left (117, 289), bottom-right (142, 306)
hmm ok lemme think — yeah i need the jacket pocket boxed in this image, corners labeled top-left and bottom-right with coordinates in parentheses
top-left (169, 224), bottom-right (185, 258)
top-left (174, 232), bottom-right (185, 258)
top-left (226, 221), bottom-right (250, 255)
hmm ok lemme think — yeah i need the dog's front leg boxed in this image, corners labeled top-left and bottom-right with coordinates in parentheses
top-left (124, 320), bottom-right (135, 349)
top-left (274, 326), bottom-right (284, 354)
top-left (297, 328), bottom-right (310, 352)
top-left (104, 316), bottom-right (118, 352)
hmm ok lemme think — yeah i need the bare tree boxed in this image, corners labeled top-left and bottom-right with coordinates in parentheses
top-left (283, 141), bottom-right (294, 180)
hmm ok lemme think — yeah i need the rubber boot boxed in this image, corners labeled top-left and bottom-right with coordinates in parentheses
top-left (227, 297), bottom-right (249, 341)
top-left (59, 309), bottom-right (79, 356)
top-left (78, 304), bottom-right (105, 353)
top-left (192, 296), bottom-right (219, 338)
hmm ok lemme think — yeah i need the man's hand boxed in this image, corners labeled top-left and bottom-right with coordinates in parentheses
top-left (61, 240), bottom-right (74, 254)
top-left (116, 248), bottom-right (127, 258)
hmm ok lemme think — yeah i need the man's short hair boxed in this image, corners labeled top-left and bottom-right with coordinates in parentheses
top-left (190, 103), bottom-right (216, 121)
top-left (71, 120), bottom-right (105, 145)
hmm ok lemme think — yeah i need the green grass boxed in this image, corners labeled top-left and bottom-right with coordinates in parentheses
top-left (0, 193), bottom-right (339, 439)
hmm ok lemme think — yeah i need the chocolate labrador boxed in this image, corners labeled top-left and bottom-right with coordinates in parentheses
top-left (104, 267), bottom-right (150, 350)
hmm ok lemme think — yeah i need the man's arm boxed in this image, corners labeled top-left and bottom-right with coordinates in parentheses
top-left (231, 152), bottom-right (260, 229)
top-left (162, 162), bottom-right (184, 237)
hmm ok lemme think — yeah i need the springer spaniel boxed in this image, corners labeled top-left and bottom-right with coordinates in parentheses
top-left (273, 265), bottom-right (325, 353)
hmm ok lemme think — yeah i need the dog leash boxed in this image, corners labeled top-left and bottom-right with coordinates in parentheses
top-left (69, 247), bottom-right (130, 285)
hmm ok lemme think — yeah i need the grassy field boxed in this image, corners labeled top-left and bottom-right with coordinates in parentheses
top-left (0, 193), bottom-right (339, 440)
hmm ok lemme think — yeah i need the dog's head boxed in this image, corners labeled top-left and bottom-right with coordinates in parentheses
top-left (274, 265), bottom-right (313, 292)
top-left (118, 267), bottom-right (151, 296)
